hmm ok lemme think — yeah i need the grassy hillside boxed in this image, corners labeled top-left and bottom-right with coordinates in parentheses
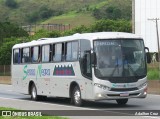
top-left (0, 0), bottom-right (132, 28)
top-left (41, 0), bottom-right (131, 28)
top-left (0, 0), bottom-right (107, 23)
top-left (42, 12), bottom-right (96, 28)
top-left (41, 0), bottom-right (110, 28)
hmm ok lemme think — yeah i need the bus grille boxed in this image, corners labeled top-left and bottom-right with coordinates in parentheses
top-left (107, 93), bottom-right (140, 97)
top-left (110, 87), bottom-right (138, 92)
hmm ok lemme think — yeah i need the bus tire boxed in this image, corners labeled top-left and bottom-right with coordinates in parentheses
top-left (116, 99), bottom-right (128, 105)
top-left (72, 86), bottom-right (83, 106)
top-left (31, 84), bottom-right (39, 101)
top-left (39, 96), bottom-right (47, 101)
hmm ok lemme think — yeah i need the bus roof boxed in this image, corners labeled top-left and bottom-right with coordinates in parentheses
top-left (13, 32), bottom-right (142, 49)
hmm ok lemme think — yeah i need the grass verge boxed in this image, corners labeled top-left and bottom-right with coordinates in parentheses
top-left (0, 107), bottom-right (68, 119)
top-left (147, 63), bottom-right (160, 80)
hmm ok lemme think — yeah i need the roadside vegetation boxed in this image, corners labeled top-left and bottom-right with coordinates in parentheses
top-left (147, 63), bottom-right (160, 80)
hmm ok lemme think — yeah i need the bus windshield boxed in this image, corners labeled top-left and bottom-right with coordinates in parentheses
top-left (94, 39), bottom-right (146, 78)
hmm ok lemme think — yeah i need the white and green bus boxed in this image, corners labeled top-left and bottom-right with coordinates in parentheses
top-left (11, 32), bottom-right (151, 106)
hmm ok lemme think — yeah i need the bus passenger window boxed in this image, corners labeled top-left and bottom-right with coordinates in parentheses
top-left (72, 41), bottom-right (78, 60)
top-left (42, 45), bottom-right (50, 62)
top-left (22, 48), bottom-right (30, 63)
top-left (66, 41), bottom-right (78, 61)
top-left (53, 43), bottom-right (62, 62)
top-left (66, 42), bottom-right (72, 61)
top-left (13, 49), bottom-right (21, 64)
top-left (32, 46), bottom-right (40, 63)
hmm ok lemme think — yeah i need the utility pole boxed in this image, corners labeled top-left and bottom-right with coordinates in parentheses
top-left (132, 0), bottom-right (135, 33)
top-left (148, 18), bottom-right (160, 61)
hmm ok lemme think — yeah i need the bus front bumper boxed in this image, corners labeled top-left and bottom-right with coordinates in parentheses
top-left (93, 85), bottom-right (147, 101)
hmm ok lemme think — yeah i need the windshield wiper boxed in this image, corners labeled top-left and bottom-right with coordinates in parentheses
top-left (110, 63), bottom-right (119, 77)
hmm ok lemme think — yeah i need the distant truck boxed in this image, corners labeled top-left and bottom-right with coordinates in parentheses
top-left (11, 32), bottom-right (151, 106)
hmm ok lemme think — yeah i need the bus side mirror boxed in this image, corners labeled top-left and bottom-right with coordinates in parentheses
top-left (145, 47), bottom-right (151, 64)
top-left (146, 53), bottom-right (151, 64)
top-left (91, 52), bottom-right (97, 66)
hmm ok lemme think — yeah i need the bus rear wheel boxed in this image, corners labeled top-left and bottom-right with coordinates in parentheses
top-left (116, 99), bottom-right (128, 105)
top-left (72, 86), bottom-right (83, 106)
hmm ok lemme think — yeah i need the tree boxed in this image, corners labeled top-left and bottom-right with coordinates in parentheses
top-left (92, 0), bottom-right (132, 20)
top-left (5, 0), bottom-right (18, 8)
top-left (91, 19), bottom-right (132, 32)
top-left (0, 37), bottom-right (21, 65)
top-left (105, 6), bottom-right (122, 20)
top-left (27, 6), bottom-right (55, 23)
top-left (92, 8), bottom-right (102, 19)
top-left (39, 6), bottom-right (54, 19)
top-left (0, 22), bottom-right (28, 65)
top-left (0, 22), bottom-right (28, 44)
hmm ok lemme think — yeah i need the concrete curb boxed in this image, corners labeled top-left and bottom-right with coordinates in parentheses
top-left (0, 76), bottom-right (11, 85)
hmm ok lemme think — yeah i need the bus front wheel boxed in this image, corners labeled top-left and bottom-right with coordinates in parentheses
top-left (72, 86), bottom-right (83, 106)
top-left (116, 99), bottom-right (128, 105)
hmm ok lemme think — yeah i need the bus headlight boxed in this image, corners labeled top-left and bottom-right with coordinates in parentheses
top-left (94, 83), bottom-right (110, 90)
top-left (138, 82), bottom-right (147, 89)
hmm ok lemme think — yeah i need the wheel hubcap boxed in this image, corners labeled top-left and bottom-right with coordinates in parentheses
top-left (74, 90), bottom-right (80, 103)
top-left (32, 87), bottom-right (36, 99)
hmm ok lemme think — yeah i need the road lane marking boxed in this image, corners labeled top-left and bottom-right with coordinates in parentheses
top-left (144, 116), bottom-right (160, 119)
top-left (6, 90), bottom-right (13, 92)
top-left (0, 96), bottom-right (95, 110)
top-left (0, 96), bottom-right (134, 116)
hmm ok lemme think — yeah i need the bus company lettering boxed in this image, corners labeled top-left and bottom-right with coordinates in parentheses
top-left (112, 83), bottom-right (136, 88)
top-left (23, 65), bottom-right (50, 80)
top-left (27, 69), bottom-right (35, 76)
top-left (95, 41), bottom-right (116, 46)
top-left (41, 69), bottom-right (50, 76)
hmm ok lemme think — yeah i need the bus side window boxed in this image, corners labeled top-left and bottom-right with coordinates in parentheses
top-left (72, 41), bottom-right (78, 60)
top-left (66, 42), bottom-right (72, 61)
top-left (66, 41), bottom-right (78, 61)
top-left (42, 45), bottom-right (50, 62)
top-left (22, 48), bottom-right (30, 63)
top-left (13, 49), bottom-right (21, 64)
top-left (53, 43), bottom-right (63, 62)
top-left (32, 46), bottom-right (40, 63)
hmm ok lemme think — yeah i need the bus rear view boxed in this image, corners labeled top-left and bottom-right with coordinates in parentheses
top-left (92, 38), bottom-right (149, 105)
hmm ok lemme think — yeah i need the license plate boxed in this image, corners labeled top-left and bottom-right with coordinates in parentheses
top-left (120, 93), bottom-right (129, 97)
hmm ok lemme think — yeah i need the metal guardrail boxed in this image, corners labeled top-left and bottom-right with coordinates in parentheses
top-left (21, 23), bottom-right (71, 35)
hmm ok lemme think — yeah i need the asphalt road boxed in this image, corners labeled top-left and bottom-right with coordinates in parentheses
top-left (0, 84), bottom-right (160, 119)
